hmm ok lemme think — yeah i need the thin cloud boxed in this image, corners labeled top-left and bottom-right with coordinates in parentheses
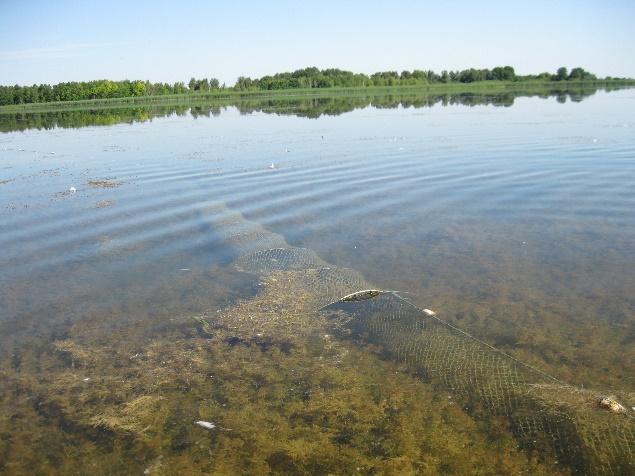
top-left (0, 42), bottom-right (122, 61)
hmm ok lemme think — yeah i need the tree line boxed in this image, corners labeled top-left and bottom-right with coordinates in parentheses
top-left (0, 78), bottom-right (223, 106)
top-left (4, 84), bottom-right (612, 133)
top-left (0, 66), bottom-right (619, 106)
top-left (235, 66), bottom-right (602, 90)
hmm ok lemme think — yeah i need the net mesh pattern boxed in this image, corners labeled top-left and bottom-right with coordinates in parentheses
top-left (208, 205), bottom-right (635, 475)
top-left (327, 295), bottom-right (635, 474)
top-left (235, 247), bottom-right (327, 274)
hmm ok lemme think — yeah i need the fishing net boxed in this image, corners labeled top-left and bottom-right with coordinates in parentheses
top-left (236, 247), bottom-right (326, 274)
top-left (326, 295), bottom-right (635, 474)
top-left (205, 204), bottom-right (635, 475)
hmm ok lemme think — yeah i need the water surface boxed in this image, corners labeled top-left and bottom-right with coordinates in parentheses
top-left (1, 88), bottom-right (634, 474)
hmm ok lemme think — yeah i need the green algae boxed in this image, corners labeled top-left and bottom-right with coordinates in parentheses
top-left (0, 271), bottom-right (563, 475)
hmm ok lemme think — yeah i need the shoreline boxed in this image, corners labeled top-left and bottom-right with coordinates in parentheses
top-left (1, 79), bottom-right (633, 114)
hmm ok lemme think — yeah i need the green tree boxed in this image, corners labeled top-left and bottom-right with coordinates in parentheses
top-left (491, 66), bottom-right (515, 81)
top-left (568, 67), bottom-right (595, 81)
top-left (131, 81), bottom-right (146, 96)
top-left (555, 67), bottom-right (568, 81)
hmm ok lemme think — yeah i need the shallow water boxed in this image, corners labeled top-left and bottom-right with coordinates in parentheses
top-left (1, 88), bottom-right (634, 474)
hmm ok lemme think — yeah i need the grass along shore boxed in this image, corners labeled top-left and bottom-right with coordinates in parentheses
top-left (1, 79), bottom-right (633, 114)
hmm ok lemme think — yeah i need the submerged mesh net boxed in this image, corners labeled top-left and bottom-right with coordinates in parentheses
top-left (327, 295), bottom-right (635, 474)
top-left (235, 247), bottom-right (326, 274)
top-left (205, 204), bottom-right (635, 475)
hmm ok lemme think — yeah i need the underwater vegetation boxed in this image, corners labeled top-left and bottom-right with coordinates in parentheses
top-left (1, 198), bottom-right (633, 474)
top-left (0, 271), bottom-right (562, 475)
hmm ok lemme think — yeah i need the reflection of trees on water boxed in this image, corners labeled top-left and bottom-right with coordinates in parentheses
top-left (0, 84), bottom-right (625, 132)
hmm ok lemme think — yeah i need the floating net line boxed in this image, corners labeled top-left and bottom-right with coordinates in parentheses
top-left (204, 204), bottom-right (635, 475)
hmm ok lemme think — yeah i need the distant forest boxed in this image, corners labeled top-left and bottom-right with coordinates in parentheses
top-left (0, 66), bottom-right (622, 106)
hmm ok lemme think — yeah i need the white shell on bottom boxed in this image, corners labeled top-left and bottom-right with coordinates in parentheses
top-left (195, 420), bottom-right (215, 430)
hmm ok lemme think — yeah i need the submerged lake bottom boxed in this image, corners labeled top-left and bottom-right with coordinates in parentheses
top-left (1, 88), bottom-right (635, 474)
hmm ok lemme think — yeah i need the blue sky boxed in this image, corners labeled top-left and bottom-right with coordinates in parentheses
top-left (1, 0), bottom-right (634, 86)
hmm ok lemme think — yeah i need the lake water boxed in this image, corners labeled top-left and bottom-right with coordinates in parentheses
top-left (1, 88), bottom-right (634, 474)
